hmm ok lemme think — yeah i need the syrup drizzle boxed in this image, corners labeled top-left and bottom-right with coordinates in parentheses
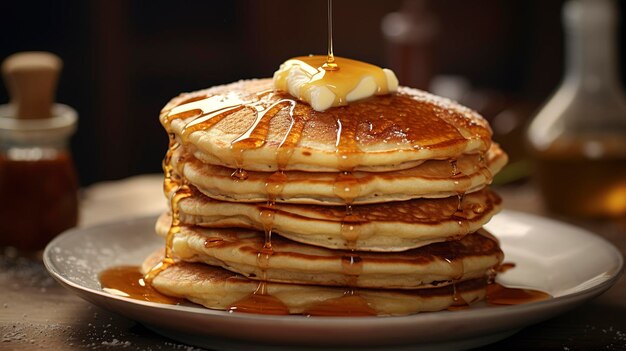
top-left (449, 158), bottom-right (472, 193)
top-left (182, 104), bottom-right (245, 140)
top-left (450, 159), bottom-right (460, 176)
top-left (231, 0), bottom-right (366, 310)
top-left (341, 254), bottom-right (364, 286)
top-left (452, 282), bottom-right (469, 306)
top-left (332, 106), bottom-right (367, 295)
top-left (204, 237), bottom-right (225, 248)
top-left (333, 112), bottom-right (365, 251)
top-left (231, 98), bottom-right (301, 309)
top-left (144, 130), bottom-right (194, 283)
top-left (231, 99), bottom-right (297, 150)
top-left (162, 133), bottom-right (180, 196)
top-left (322, 0), bottom-right (338, 71)
top-left (446, 157), bottom-right (470, 308)
top-left (231, 168), bottom-right (249, 181)
top-left (163, 87), bottom-right (488, 175)
top-left (478, 153), bottom-right (493, 184)
top-left (448, 160), bottom-right (471, 240)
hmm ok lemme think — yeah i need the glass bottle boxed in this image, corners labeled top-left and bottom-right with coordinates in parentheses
top-left (527, 0), bottom-right (626, 218)
top-left (0, 103), bottom-right (79, 250)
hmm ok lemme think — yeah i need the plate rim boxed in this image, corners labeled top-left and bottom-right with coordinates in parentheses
top-left (43, 209), bottom-right (624, 327)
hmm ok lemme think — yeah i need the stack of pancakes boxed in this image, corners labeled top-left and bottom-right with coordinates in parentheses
top-left (144, 79), bottom-right (508, 316)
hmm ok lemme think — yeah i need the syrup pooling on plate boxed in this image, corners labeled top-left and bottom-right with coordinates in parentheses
top-left (486, 283), bottom-right (551, 305)
top-left (485, 262), bottom-right (550, 306)
top-left (99, 266), bottom-right (182, 304)
top-left (228, 281), bottom-right (290, 315)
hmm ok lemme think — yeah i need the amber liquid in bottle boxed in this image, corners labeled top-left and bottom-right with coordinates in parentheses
top-left (0, 151), bottom-right (79, 250)
top-left (528, 0), bottom-right (626, 218)
top-left (534, 142), bottom-right (626, 217)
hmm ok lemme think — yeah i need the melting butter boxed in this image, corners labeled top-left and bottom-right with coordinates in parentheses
top-left (273, 56), bottom-right (398, 111)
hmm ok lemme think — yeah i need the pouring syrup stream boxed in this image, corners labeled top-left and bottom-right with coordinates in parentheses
top-left (322, 0), bottom-right (338, 71)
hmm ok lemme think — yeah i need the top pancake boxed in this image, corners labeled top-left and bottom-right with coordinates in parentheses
top-left (161, 79), bottom-right (493, 172)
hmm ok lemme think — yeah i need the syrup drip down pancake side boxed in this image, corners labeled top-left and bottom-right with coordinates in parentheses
top-left (172, 143), bottom-right (507, 205)
top-left (141, 250), bottom-right (490, 317)
top-left (168, 187), bottom-right (501, 252)
top-left (154, 219), bottom-right (503, 290)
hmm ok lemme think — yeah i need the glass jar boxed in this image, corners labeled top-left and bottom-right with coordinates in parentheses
top-left (0, 103), bottom-right (79, 251)
top-left (527, 0), bottom-right (626, 218)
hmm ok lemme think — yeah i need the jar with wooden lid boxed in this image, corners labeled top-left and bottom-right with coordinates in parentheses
top-left (0, 52), bottom-right (79, 251)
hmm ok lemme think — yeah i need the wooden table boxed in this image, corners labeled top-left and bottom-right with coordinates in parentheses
top-left (1, 176), bottom-right (625, 350)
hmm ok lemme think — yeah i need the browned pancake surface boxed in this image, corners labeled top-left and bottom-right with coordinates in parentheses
top-left (161, 79), bottom-right (493, 172)
top-left (142, 250), bottom-right (489, 316)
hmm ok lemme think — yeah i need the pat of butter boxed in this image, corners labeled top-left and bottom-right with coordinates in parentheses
top-left (273, 56), bottom-right (398, 111)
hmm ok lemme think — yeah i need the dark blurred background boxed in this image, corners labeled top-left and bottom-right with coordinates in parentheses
top-left (2, 0), bottom-right (625, 186)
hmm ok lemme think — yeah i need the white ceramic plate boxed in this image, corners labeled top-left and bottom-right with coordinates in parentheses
top-left (44, 210), bottom-right (623, 351)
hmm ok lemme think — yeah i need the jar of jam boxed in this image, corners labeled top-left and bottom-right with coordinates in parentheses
top-left (0, 103), bottom-right (79, 251)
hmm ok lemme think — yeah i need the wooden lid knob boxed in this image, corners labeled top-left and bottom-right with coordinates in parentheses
top-left (2, 52), bottom-right (62, 119)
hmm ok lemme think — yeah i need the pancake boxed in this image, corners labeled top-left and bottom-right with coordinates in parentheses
top-left (172, 188), bottom-right (501, 252)
top-left (160, 79), bottom-right (493, 172)
top-left (146, 62), bottom-right (512, 317)
top-left (154, 220), bottom-right (503, 289)
top-left (173, 143), bottom-right (507, 205)
top-left (142, 250), bottom-right (488, 316)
